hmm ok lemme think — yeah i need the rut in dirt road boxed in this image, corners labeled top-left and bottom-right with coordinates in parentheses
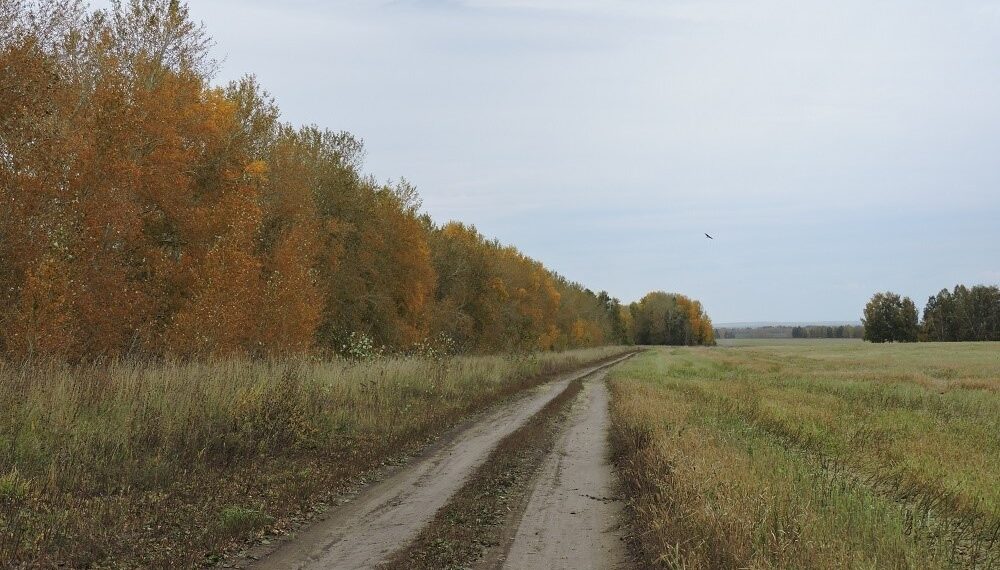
top-left (498, 375), bottom-right (628, 570)
top-left (249, 355), bottom-right (633, 570)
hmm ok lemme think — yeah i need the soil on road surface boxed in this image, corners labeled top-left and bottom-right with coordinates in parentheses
top-left (497, 375), bottom-right (628, 570)
top-left (250, 355), bottom-right (633, 570)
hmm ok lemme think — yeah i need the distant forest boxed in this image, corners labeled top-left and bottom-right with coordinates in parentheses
top-left (715, 325), bottom-right (864, 340)
top-left (921, 285), bottom-right (1000, 342)
top-left (863, 285), bottom-right (1000, 343)
top-left (0, 1), bottom-right (713, 360)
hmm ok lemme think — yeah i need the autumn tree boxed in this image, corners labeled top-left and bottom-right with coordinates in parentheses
top-left (629, 292), bottom-right (714, 346)
top-left (1, 0), bottom-right (163, 358)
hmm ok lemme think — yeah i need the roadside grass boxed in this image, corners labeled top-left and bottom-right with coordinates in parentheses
top-left (0, 346), bottom-right (631, 567)
top-left (609, 343), bottom-right (1000, 569)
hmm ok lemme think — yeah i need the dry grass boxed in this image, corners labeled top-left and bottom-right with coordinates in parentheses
top-left (0, 346), bottom-right (631, 567)
top-left (609, 342), bottom-right (1000, 569)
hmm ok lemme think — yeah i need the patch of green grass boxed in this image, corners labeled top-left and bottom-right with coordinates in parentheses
top-left (0, 469), bottom-right (29, 502)
top-left (217, 506), bottom-right (273, 536)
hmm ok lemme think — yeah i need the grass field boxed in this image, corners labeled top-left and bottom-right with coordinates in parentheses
top-left (0, 347), bottom-right (631, 567)
top-left (609, 341), bottom-right (1000, 569)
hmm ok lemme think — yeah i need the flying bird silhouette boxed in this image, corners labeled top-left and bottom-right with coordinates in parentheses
top-left (705, 233), bottom-right (714, 239)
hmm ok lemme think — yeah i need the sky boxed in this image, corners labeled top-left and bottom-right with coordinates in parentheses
top-left (102, 0), bottom-right (1000, 323)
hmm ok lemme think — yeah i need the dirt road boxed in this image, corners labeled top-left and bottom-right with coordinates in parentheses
top-left (496, 374), bottom-right (628, 569)
top-left (251, 354), bottom-right (633, 570)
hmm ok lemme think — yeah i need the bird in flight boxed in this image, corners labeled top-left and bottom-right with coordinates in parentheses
top-left (705, 233), bottom-right (714, 240)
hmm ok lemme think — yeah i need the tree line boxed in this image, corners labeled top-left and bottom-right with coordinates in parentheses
top-left (714, 325), bottom-right (863, 340)
top-left (791, 325), bottom-right (863, 339)
top-left (862, 285), bottom-right (1000, 343)
top-left (1, 1), bottom-right (716, 359)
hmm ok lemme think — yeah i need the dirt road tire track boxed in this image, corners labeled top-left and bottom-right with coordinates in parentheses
top-left (496, 376), bottom-right (629, 569)
top-left (248, 353), bottom-right (635, 570)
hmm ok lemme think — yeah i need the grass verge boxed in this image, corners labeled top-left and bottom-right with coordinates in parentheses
top-left (0, 347), bottom-right (631, 567)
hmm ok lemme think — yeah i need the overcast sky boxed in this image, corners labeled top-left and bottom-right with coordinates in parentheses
top-left (114, 1), bottom-right (1000, 322)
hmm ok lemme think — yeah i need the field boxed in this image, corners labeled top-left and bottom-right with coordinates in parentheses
top-left (0, 347), bottom-right (631, 567)
top-left (609, 341), bottom-right (1000, 569)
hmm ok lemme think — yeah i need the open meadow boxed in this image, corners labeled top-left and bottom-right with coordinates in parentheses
top-left (609, 341), bottom-right (1000, 569)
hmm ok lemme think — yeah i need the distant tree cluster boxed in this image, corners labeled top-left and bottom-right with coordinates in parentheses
top-left (921, 285), bottom-right (1000, 341)
top-left (629, 292), bottom-right (715, 346)
top-left (791, 325), bottom-right (864, 339)
top-left (862, 292), bottom-right (919, 343)
top-left (861, 285), bottom-right (999, 343)
top-left (0, 1), bottom-right (630, 359)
